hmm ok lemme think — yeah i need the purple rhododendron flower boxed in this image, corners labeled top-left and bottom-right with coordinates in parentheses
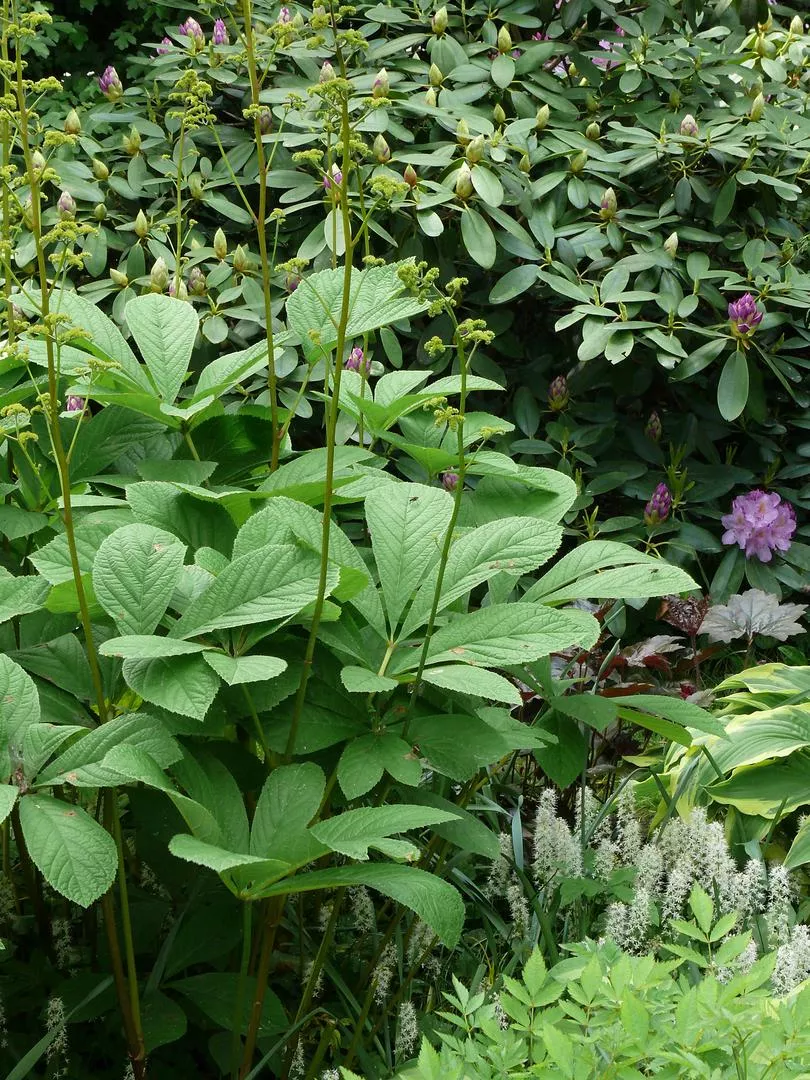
top-left (728, 292), bottom-right (763, 335)
top-left (644, 483), bottom-right (672, 526)
top-left (157, 37), bottom-right (172, 54)
top-left (442, 471), bottom-right (459, 492)
top-left (721, 490), bottom-right (796, 562)
top-left (278, 6), bottom-right (292, 23)
top-left (212, 19), bottom-right (229, 44)
top-left (179, 17), bottom-right (204, 44)
top-left (65, 395), bottom-right (84, 413)
top-left (548, 374), bottom-right (569, 411)
top-left (594, 26), bottom-right (625, 69)
top-left (98, 65), bottom-right (123, 100)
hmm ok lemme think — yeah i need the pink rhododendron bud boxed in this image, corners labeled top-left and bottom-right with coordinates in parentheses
top-left (442, 471), bottom-right (459, 492)
top-left (212, 18), bottom-right (229, 44)
top-left (548, 375), bottom-right (569, 411)
top-left (721, 490), bottom-right (796, 562)
top-left (98, 65), bottom-right (123, 100)
top-left (319, 61), bottom-right (336, 83)
top-left (278, 6), bottom-right (292, 23)
top-left (679, 113), bottom-right (699, 137)
top-left (372, 68), bottom-right (389, 98)
top-left (728, 292), bottom-right (763, 336)
top-left (65, 395), bottom-right (84, 413)
top-left (57, 190), bottom-right (76, 218)
top-left (644, 483), bottom-right (672, 526)
top-left (188, 267), bottom-right (207, 295)
top-left (157, 37), bottom-right (172, 55)
top-left (599, 187), bottom-right (617, 219)
top-left (179, 17), bottom-right (205, 46)
top-left (644, 411), bottom-right (662, 442)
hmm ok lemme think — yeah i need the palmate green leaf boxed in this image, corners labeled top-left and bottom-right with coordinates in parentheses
top-left (191, 337), bottom-right (288, 403)
top-left (168, 834), bottom-right (291, 894)
top-left (460, 470), bottom-right (577, 528)
top-left (366, 482), bottom-right (454, 633)
top-left (522, 540), bottom-right (697, 604)
top-left (231, 496), bottom-right (384, 638)
top-left (285, 260), bottom-right (430, 361)
top-left (38, 712), bottom-right (180, 785)
top-left (340, 666), bottom-right (398, 693)
top-left (400, 516), bottom-right (562, 639)
top-left (122, 654), bottom-right (221, 719)
top-left (0, 653), bottom-right (40, 748)
top-left (99, 636), bottom-right (210, 659)
top-left (48, 744), bottom-right (175, 791)
top-left (125, 294), bottom-right (199, 404)
top-left (251, 763), bottom-right (327, 865)
top-left (92, 524), bottom-right (186, 635)
top-left (18, 794), bottom-right (117, 907)
top-left (0, 784), bottom-right (18, 825)
top-left (618, 694), bottom-right (725, 737)
top-left (173, 750), bottom-right (250, 851)
top-left (411, 603), bottom-right (599, 669)
top-left (310, 805), bottom-right (459, 860)
top-left (49, 287), bottom-right (151, 390)
top-left (337, 733), bottom-right (421, 799)
top-left (170, 542), bottom-right (335, 639)
top-left (408, 714), bottom-right (520, 781)
top-left (259, 862), bottom-right (464, 946)
top-left (202, 653), bottom-right (287, 686)
top-left (0, 567), bottom-right (49, 625)
top-left (421, 664), bottom-right (522, 705)
top-left (402, 789), bottom-right (500, 859)
top-left (30, 521), bottom-right (120, 584)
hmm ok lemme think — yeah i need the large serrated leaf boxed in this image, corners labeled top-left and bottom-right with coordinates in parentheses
top-left (125, 294), bottom-right (200, 404)
top-left (400, 515), bottom-right (561, 638)
top-left (170, 542), bottom-right (334, 639)
top-left (411, 603), bottom-right (599, 669)
top-left (0, 567), bottom-right (49, 625)
top-left (258, 863), bottom-right (464, 947)
top-left (285, 261), bottom-right (430, 362)
top-left (250, 763), bottom-right (327, 865)
top-left (310, 805), bottom-right (458, 860)
top-left (122, 654), bottom-right (221, 719)
top-left (92, 524), bottom-right (186, 635)
top-left (337, 733), bottom-right (421, 799)
top-left (366, 482), bottom-right (454, 634)
top-left (523, 540), bottom-right (697, 604)
top-left (29, 521), bottom-right (120, 585)
top-left (0, 654), bottom-right (40, 748)
top-left (38, 712), bottom-right (180, 785)
top-left (18, 794), bottom-right (117, 907)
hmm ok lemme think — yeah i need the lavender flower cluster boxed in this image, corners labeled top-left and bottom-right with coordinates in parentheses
top-left (721, 490), bottom-right (796, 563)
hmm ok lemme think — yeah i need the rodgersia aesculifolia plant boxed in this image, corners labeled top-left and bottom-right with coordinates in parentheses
top-left (2, 0), bottom-right (810, 1076)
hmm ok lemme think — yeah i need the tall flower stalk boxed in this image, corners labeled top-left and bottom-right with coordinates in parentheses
top-left (241, 0), bottom-right (280, 471)
top-left (6, 10), bottom-right (145, 1074)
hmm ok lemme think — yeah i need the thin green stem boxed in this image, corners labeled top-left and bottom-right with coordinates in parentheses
top-left (174, 123), bottom-right (186, 296)
top-left (239, 896), bottom-right (284, 1077)
top-left (284, 78), bottom-right (355, 762)
top-left (401, 331), bottom-right (468, 741)
top-left (232, 902), bottom-right (253, 1079)
top-left (241, 0), bottom-right (280, 471)
top-left (11, 26), bottom-right (145, 1073)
